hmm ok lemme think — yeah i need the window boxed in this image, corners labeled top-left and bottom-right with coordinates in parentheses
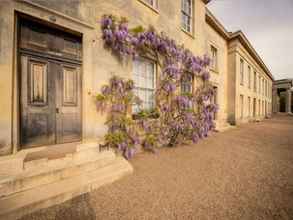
top-left (248, 66), bottom-right (251, 89)
top-left (262, 79), bottom-right (264, 95)
top-left (268, 83), bottom-right (270, 98)
top-left (268, 82), bottom-right (270, 98)
top-left (248, 97), bottom-right (251, 117)
top-left (181, 0), bottom-right (193, 33)
top-left (258, 76), bottom-right (261, 94)
top-left (212, 87), bottom-right (218, 120)
top-left (253, 98), bottom-right (256, 117)
top-left (240, 95), bottom-right (244, 119)
top-left (210, 46), bottom-right (218, 71)
top-left (258, 99), bottom-right (261, 116)
top-left (265, 80), bottom-right (268, 97)
top-left (240, 59), bottom-right (244, 85)
top-left (133, 58), bottom-right (156, 113)
top-left (181, 74), bottom-right (193, 94)
top-left (141, 0), bottom-right (158, 9)
top-left (181, 74), bottom-right (193, 109)
top-left (254, 71), bottom-right (257, 92)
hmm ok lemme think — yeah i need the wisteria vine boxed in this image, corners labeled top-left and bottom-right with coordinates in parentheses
top-left (97, 15), bottom-right (218, 159)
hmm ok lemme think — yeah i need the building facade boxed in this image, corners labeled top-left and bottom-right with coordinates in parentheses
top-left (0, 0), bottom-right (274, 217)
top-left (227, 32), bottom-right (273, 124)
top-left (0, 0), bottom-right (273, 157)
top-left (205, 11), bottom-right (273, 125)
top-left (273, 79), bottom-right (293, 114)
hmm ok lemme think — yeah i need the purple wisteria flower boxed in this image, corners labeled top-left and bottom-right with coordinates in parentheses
top-left (176, 96), bottom-right (190, 109)
top-left (203, 54), bottom-right (211, 67)
top-left (202, 70), bottom-right (210, 81)
top-left (163, 63), bottom-right (181, 80)
top-left (124, 147), bottom-right (136, 159)
top-left (163, 82), bottom-right (176, 93)
top-left (101, 16), bottom-right (113, 29)
top-left (100, 15), bottom-right (217, 157)
top-left (101, 85), bottom-right (111, 96)
top-left (111, 104), bottom-right (125, 112)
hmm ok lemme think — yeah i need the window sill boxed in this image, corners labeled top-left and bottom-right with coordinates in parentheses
top-left (181, 28), bottom-right (195, 39)
top-left (137, 0), bottom-right (159, 14)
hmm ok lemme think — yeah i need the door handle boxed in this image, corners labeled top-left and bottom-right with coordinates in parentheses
top-left (56, 108), bottom-right (59, 113)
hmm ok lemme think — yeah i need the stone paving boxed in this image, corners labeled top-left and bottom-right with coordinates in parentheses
top-left (21, 115), bottom-right (293, 220)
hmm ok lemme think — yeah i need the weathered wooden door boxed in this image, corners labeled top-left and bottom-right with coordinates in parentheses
top-left (19, 17), bottom-right (82, 148)
top-left (20, 56), bottom-right (56, 147)
top-left (55, 63), bottom-right (81, 143)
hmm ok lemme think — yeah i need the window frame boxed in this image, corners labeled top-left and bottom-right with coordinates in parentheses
top-left (258, 76), bottom-right (261, 94)
top-left (253, 71), bottom-right (257, 92)
top-left (210, 45), bottom-right (218, 72)
top-left (247, 65), bottom-right (251, 89)
top-left (240, 58), bottom-right (244, 85)
top-left (212, 86), bottom-right (218, 120)
top-left (248, 96), bottom-right (251, 117)
top-left (181, 0), bottom-right (193, 34)
top-left (132, 57), bottom-right (157, 113)
top-left (240, 94), bottom-right (244, 119)
top-left (180, 74), bottom-right (193, 94)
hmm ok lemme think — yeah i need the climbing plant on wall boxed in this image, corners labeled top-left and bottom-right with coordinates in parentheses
top-left (96, 76), bottom-right (141, 159)
top-left (96, 15), bottom-right (218, 159)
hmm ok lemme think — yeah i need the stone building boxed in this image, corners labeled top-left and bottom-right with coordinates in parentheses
top-left (205, 11), bottom-right (274, 125)
top-left (0, 0), bottom-right (274, 218)
top-left (273, 79), bottom-right (293, 114)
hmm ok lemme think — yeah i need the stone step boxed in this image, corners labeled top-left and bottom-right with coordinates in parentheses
top-left (0, 157), bottom-right (133, 220)
top-left (0, 150), bottom-right (116, 198)
top-left (76, 142), bottom-right (100, 152)
top-left (23, 142), bottom-right (100, 171)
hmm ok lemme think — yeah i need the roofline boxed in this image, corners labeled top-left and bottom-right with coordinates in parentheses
top-left (205, 9), bottom-right (230, 40)
top-left (205, 9), bottom-right (274, 81)
top-left (229, 31), bottom-right (274, 80)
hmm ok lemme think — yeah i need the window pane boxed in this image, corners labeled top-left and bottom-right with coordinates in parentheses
top-left (133, 58), bottom-right (156, 112)
top-left (181, 75), bottom-right (193, 94)
top-left (181, 0), bottom-right (192, 32)
top-left (211, 46), bottom-right (217, 70)
top-left (182, 0), bottom-right (191, 15)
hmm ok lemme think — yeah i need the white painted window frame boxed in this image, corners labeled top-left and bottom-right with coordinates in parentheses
top-left (133, 57), bottom-right (156, 113)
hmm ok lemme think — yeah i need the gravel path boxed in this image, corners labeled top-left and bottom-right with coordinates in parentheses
top-left (21, 115), bottom-right (293, 220)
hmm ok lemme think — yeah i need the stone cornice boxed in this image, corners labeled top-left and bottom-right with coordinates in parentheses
top-left (229, 31), bottom-right (274, 81)
top-left (205, 8), bottom-right (230, 40)
top-left (206, 9), bottom-right (274, 81)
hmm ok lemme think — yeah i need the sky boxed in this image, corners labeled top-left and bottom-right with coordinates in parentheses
top-left (207, 0), bottom-right (293, 80)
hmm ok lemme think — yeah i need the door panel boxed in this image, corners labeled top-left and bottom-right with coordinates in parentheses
top-left (20, 55), bottom-right (56, 148)
top-left (56, 64), bottom-right (81, 143)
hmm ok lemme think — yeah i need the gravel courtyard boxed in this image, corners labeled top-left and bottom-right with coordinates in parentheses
top-left (22, 115), bottom-right (293, 220)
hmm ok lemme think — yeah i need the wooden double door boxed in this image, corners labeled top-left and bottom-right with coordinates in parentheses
top-left (20, 56), bottom-right (81, 148)
top-left (19, 17), bottom-right (82, 148)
